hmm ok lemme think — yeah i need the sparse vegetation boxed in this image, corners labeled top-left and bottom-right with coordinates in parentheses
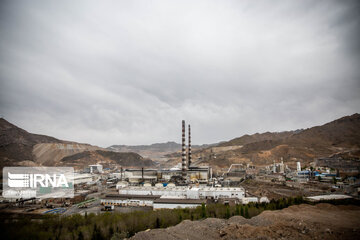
top-left (1, 197), bottom-right (306, 240)
top-left (1, 197), bottom-right (359, 240)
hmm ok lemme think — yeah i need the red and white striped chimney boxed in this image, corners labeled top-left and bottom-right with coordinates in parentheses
top-left (188, 124), bottom-right (191, 169)
top-left (181, 120), bottom-right (186, 176)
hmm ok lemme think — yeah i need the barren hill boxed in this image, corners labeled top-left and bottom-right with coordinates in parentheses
top-left (219, 131), bottom-right (296, 147)
top-left (131, 203), bottom-right (360, 240)
top-left (60, 150), bottom-right (155, 168)
top-left (0, 118), bottom-right (154, 169)
top-left (0, 118), bottom-right (64, 167)
top-left (109, 142), bottom-right (216, 162)
top-left (164, 114), bottom-right (360, 170)
top-left (108, 142), bottom-right (181, 161)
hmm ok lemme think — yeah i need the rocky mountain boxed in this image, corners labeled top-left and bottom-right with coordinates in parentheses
top-left (108, 142), bottom-right (181, 161)
top-left (59, 150), bottom-right (155, 169)
top-left (218, 131), bottom-right (297, 147)
top-left (0, 118), bottom-right (154, 169)
top-left (109, 142), bottom-right (216, 162)
top-left (109, 141), bottom-right (181, 153)
top-left (164, 114), bottom-right (360, 170)
top-left (0, 118), bottom-right (64, 167)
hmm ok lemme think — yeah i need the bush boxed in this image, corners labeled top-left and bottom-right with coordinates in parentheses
top-left (1, 196), bottom-right (339, 240)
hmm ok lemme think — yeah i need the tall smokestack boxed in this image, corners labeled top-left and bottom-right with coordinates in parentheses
top-left (181, 120), bottom-right (186, 177)
top-left (188, 124), bottom-right (191, 169)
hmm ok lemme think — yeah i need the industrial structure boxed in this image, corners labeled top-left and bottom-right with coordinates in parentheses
top-left (118, 186), bottom-right (245, 200)
top-left (188, 124), bottom-right (192, 168)
top-left (182, 120), bottom-right (187, 177)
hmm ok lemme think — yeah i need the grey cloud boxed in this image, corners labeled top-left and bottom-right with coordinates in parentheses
top-left (0, 0), bottom-right (359, 147)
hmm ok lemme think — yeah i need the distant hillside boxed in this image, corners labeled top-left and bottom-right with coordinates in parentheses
top-left (109, 141), bottom-right (181, 153)
top-left (288, 113), bottom-right (360, 148)
top-left (219, 131), bottom-right (296, 147)
top-left (0, 118), bottom-right (154, 169)
top-left (164, 114), bottom-right (360, 170)
top-left (0, 118), bottom-right (64, 167)
top-left (108, 141), bottom-right (216, 161)
top-left (60, 150), bottom-right (155, 168)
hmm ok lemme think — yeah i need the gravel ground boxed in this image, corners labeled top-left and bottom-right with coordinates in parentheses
top-left (131, 203), bottom-right (360, 240)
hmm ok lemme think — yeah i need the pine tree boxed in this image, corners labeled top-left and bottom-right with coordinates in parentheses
top-left (244, 206), bottom-right (249, 218)
top-left (225, 206), bottom-right (230, 219)
top-left (155, 217), bottom-right (160, 228)
top-left (78, 231), bottom-right (84, 240)
top-left (109, 226), bottom-right (114, 238)
top-left (235, 205), bottom-right (240, 215)
top-left (201, 203), bottom-right (207, 218)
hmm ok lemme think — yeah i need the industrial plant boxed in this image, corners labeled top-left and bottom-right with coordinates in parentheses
top-left (100, 120), bottom-right (254, 209)
top-left (1, 119), bottom-right (358, 218)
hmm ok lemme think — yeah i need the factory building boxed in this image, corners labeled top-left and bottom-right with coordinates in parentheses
top-left (186, 166), bottom-right (211, 183)
top-left (110, 120), bottom-right (212, 184)
top-left (271, 160), bottom-right (286, 174)
top-left (101, 194), bottom-right (160, 207)
top-left (153, 198), bottom-right (205, 209)
top-left (241, 197), bottom-right (258, 204)
top-left (89, 164), bottom-right (103, 173)
top-left (100, 194), bottom-right (206, 209)
top-left (113, 167), bottom-right (211, 184)
top-left (118, 186), bottom-right (245, 200)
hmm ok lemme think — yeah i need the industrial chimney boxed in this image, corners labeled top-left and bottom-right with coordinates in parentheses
top-left (188, 124), bottom-right (192, 169)
top-left (181, 120), bottom-right (187, 177)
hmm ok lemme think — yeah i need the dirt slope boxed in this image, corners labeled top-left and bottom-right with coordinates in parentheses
top-left (165, 113), bottom-right (360, 170)
top-left (0, 118), bottom-right (155, 169)
top-left (59, 150), bottom-right (155, 169)
top-left (131, 204), bottom-right (360, 240)
top-left (109, 142), bottom-right (216, 162)
top-left (32, 143), bottom-right (103, 166)
top-left (219, 131), bottom-right (296, 147)
top-left (0, 118), bottom-right (64, 167)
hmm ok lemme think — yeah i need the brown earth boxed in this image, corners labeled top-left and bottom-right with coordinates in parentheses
top-left (131, 204), bottom-right (360, 240)
top-left (59, 150), bottom-right (155, 169)
top-left (163, 113), bottom-right (360, 171)
top-left (0, 118), bottom-right (155, 169)
top-left (32, 143), bottom-right (102, 166)
top-left (240, 179), bottom-right (331, 200)
top-left (109, 142), bottom-right (216, 162)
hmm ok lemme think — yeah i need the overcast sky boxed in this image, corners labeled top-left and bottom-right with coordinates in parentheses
top-left (0, 0), bottom-right (359, 147)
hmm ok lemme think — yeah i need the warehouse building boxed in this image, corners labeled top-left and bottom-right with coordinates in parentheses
top-left (118, 186), bottom-right (245, 200)
top-left (153, 198), bottom-right (206, 209)
top-left (101, 194), bottom-right (160, 207)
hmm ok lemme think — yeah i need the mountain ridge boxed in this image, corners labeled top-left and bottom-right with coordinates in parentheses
top-left (163, 113), bottom-right (360, 170)
top-left (0, 118), bottom-right (155, 169)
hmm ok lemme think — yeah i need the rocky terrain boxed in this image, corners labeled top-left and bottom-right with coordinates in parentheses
top-left (0, 118), bottom-right (155, 169)
top-left (109, 142), bottom-right (215, 162)
top-left (131, 203), bottom-right (360, 240)
top-left (2, 113), bottom-right (359, 171)
top-left (164, 113), bottom-right (360, 170)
